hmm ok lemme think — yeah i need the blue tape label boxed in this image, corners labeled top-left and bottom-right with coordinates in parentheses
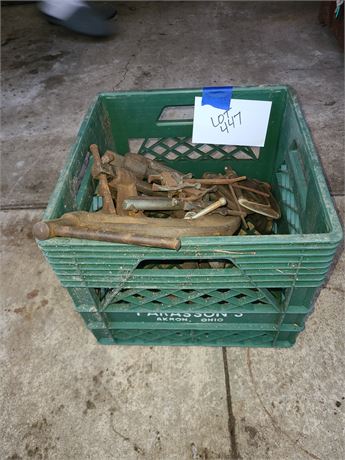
top-left (202, 86), bottom-right (233, 110)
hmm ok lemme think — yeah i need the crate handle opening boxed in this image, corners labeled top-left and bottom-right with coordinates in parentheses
top-left (135, 258), bottom-right (235, 270)
top-left (158, 105), bottom-right (194, 122)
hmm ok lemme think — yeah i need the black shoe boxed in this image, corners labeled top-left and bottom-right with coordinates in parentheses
top-left (43, 5), bottom-right (115, 37)
top-left (90, 2), bottom-right (117, 20)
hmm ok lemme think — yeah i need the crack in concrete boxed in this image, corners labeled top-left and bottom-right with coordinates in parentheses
top-left (246, 348), bottom-right (321, 460)
top-left (222, 347), bottom-right (241, 459)
top-left (0, 203), bottom-right (47, 211)
top-left (112, 57), bottom-right (132, 90)
top-left (112, 32), bottom-right (146, 90)
top-left (110, 411), bottom-right (145, 456)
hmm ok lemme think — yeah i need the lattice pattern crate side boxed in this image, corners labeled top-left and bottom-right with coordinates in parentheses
top-left (70, 285), bottom-right (283, 310)
top-left (128, 137), bottom-right (260, 161)
top-left (68, 285), bottom-right (318, 312)
top-left (276, 164), bottom-right (302, 234)
top-left (103, 287), bottom-right (282, 311)
top-left (70, 285), bottom-right (315, 343)
top-left (88, 326), bottom-right (300, 348)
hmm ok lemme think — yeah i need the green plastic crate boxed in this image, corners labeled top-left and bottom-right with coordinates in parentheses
top-left (37, 86), bottom-right (343, 348)
top-left (68, 285), bottom-right (316, 347)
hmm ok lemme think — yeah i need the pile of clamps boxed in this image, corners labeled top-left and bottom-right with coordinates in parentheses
top-left (33, 144), bottom-right (281, 250)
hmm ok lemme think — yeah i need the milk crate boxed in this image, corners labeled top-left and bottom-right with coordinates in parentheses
top-left (37, 86), bottom-right (343, 347)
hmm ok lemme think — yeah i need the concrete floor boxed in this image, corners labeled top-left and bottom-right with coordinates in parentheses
top-left (1, 2), bottom-right (344, 459)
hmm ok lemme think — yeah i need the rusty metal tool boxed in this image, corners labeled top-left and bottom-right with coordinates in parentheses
top-left (149, 171), bottom-right (201, 193)
top-left (220, 168), bottom-right (250, 228)
top-left (95, 148), bottom-right (164, 197)
top-left (184, 197), bottom-right (227, 219)
top-left (232, 178), bottom-right (281, 219)
top-left (33, 212), bottom-right (241, 242)
top-left (149, 172), bottom-right (246, 193)
top-left (90, 145), bottom-right (142, 216)
top-left (238, 193), bottom-right (281, 219)
top-left (148, 171), bottom-right (192, 184)
top-left (90, 144), bottom-right (116, 214)
top-left (108, 167), bottom-right (141, 216)
top-left (215, 185), bottom-right (240, 210)
top-left (134, 180), bottom-right (166, 197)
top-left (101, 150), bottom-right (185, 181)
top-left (90, 148), bottom-right (114, 178)
top-left (151, 182), bottom-right (201, 192)
top-left (122, 196), bottom-right (217, 212)
top-left (122, 196), bottom-right (182, 211)
top-left (232, 183), bottom-right (270, 198)
top-left (210, 208), bottom-right (248, 217)
top-left (185, 176), bottom-right (246, 186)
top-left (246, 213), bottom-right (274, 234)
top-left (202, 173), bottom-right (249, 223)
top-left (229, 183), bottom-right (248, 228)
top-left (33, 221), bottom-right (181, 250)
top-left (182, 185), bottom-right (218, 202)
top-left (98, 176), bottom-right (117, 214)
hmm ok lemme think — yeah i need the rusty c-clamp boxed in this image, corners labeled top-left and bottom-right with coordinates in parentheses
top-left (148, 171), bottom-right (201, 193)
top-left (90, 145), bottom-right (142, 216)
top-left (90, 144), bottom-right (116, 214)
